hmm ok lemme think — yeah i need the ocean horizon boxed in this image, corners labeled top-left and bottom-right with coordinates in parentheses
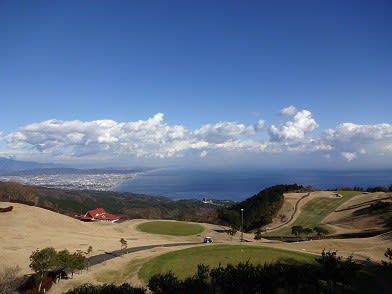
top-left (113, 168), bottom-right (392, 201)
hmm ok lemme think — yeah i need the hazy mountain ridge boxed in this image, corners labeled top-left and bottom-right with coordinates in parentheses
top-left (0, 157), bottom-right (62, 172)
top-left (0, 157), bottom-right (144, 176)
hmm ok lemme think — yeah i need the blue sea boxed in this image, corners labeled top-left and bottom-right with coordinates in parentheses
top-left (113, 168), bottom-right (392, 201)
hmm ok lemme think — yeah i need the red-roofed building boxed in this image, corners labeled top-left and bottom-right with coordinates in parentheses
top-left (80, 208), bottom-right (120, 223)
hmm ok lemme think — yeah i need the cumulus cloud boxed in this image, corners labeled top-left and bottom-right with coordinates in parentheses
top-left (279, 105), bottom-right (297, 116)
top-left (4, 114), bottom-right (266, 160)
top-left (255, 119), bottom-right (265, 131)
top-left (341, 152), bottom-right (357, 161)
top-left (324, 123), bottom-right (392, 143)
top-left (269, 110), bottom-right (319, 141)
top-left (193, 121), bottom-right (256, 143)
top-left (2, 109), bottom-right (392, 166)
top-left (322, 122), bottom-right (392, 160)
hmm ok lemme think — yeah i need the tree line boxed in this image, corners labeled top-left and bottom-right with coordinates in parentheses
top-left (291, 225), bottom-right (329, 241)
top-left (66, 249), bottom-right (392, 294)
top-left (334, 185), bottom-right (392, 193)
top-left (218, 184), bottom-right (306, 231)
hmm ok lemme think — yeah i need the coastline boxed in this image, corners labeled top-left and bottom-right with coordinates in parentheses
top-left (113, 168), bottom-right (392, 201)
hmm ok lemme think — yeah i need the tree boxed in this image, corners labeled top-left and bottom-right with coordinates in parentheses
top-left (56, 249), bottom-right (71, 273)
top-left (55, 249), bottom-right (85, 279)
top-left (29, 247), bottom-right (58, 292)
top-left (302, 227), bottom-right (313, 240)
top-left (85, 245), bottom-right (93, 256)
top-left (120, 238), bottom-right (128, 254)
top-left (313, 225), bottom-right (329, 239)
top-left (291, 225), bottom-right (303, 241)
top-left (29, 247), bottom-right (86, 291)
top-left (316, 249), bottom-right (361, 293)
top-left (3, 182), bottom-right (22, 201)
top-left (226, 226), bottom-right (237, 241)
top-left (182, 264), bottom-right (211, 294)
top-left (85, 246), bottom-right (93, 270)
top-left (68, 251), bottom-right (85, 277)
top-left (254, 229), bottom-right (262, 240)
top-left (66, 283), bottom-right (146, 294)
top-left (148, 271), bottom-right (180, 294)
top-left (218, 208), bottom-right (241, 228)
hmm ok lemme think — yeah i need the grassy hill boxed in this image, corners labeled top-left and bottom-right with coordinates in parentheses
top-left (2, 190), bottom-right (392, 293)
top-left (218, 184), bottom-right (308, 231)
top-left (265, 191), bottom-right (392, 238)
top-left (1, 181), bottom-right (390, 240)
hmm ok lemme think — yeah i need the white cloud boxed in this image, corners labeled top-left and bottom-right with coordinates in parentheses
top-left (255, 119), bottom-right (265, 130)
top-left (4, 114), bottom-right (265, 160)
top-left (2, 109), bottom-right (392, 167)
top-left (341, 152), bottom-right (357, 161)
top-left (324, 123), bottom-right (392, 142)
top-left (193, 121), bottom-right (256, 143)
top-left (279, 105), bottom-right (297, 116)
top-left (269, 110), bottom-right (319, 141)
top-left (322, 122), bottom-right (392, 160)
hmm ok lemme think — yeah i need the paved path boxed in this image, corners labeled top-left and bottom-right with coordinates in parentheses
top-left (86, 242), bottom-right (201, 267)
top-left (267, 193), bottom-right (310, 232)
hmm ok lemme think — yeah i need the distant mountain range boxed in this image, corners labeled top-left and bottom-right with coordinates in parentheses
top-left (0, 157), bottom-right (62, 172)
top-left (0, 157), bottom-right (142, 176)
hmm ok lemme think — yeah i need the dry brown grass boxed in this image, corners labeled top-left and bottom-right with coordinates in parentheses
top-left (323, 192), bottom-right (392, 234)
top-left (1, 198), bottom-right (391, 293)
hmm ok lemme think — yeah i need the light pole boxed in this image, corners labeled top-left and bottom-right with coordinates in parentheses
top-left (240, 208), bottom-right (244, 242)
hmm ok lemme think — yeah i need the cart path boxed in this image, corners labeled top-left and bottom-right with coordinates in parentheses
top-left (267, 193), bottom-right (311, 232)
top-left (86, 242), bottom-right (201, 267)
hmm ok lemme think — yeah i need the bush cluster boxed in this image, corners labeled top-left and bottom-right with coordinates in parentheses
top-left (146, 250), bottom-right (363, 294)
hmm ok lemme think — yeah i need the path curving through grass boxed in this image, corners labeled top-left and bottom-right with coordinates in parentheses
top-left (265, 191), bottom-right (362, 237)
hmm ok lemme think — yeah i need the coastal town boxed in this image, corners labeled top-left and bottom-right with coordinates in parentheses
top-left (0, 171), bottom-right (136, 191)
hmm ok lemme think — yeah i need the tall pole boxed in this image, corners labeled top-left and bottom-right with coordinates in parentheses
top-left (241, 208), bottom-right (244, 242)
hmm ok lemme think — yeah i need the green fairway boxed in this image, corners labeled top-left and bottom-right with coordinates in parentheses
top-left (265, 191), bottom-right (362, 237)
top-left (136, 220), bottom-right (205, 236)
top-left (138, 244), bottom-right (316, 282)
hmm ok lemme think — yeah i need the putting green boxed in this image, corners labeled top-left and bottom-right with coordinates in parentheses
top-left (136, 220), bottom-right (205, 236)
top-left (139, 244), bottom-right (316, 282)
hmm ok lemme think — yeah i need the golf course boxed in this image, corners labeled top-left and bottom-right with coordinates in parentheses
top-left (1, 189), bottom-right (391, 293)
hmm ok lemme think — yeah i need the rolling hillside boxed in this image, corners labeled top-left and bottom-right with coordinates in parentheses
top-left (0, 181), bottom-right (224, 223)
top-left (2, 192), bottom-right (392, 293)
top-left (0, 202), bottom-right (206, 274)
top-left (265, 191), bottom-right (392, 237)
top-left (324, 192), bottom-right (392, 235)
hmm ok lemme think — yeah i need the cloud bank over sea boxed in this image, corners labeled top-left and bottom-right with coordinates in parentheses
top-left (1, 106), bottom-right (391, 168)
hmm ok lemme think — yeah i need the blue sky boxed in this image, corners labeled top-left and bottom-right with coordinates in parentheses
top-left (1, 0), bottom-right (391, 169)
